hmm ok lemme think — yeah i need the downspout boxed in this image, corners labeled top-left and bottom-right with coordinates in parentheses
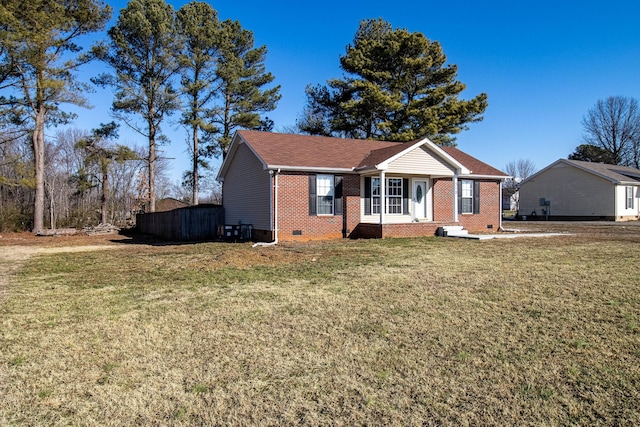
top-left (453, 173), bottom-right (459, 222)
top-left (253, 169), bottom-right (279, 247)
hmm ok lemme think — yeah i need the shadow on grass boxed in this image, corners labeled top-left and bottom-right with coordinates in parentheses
top-left (110, 228), bottom-right (247, 247)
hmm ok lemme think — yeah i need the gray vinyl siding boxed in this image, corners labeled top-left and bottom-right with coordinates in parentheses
top-left (222, 142), bottom-right (272, 230)
top-left (519, 162), bottom-right (615, 217)
top-left (386, 146), bottom-right (455, 176)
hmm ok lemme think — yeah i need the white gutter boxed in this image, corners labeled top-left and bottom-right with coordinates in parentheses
top-left (458, 174), bottom-right (509, 180)
top-left (267, 165), bottom-right (354, 174)
top-left (253, 169), bottom-right (280, 247)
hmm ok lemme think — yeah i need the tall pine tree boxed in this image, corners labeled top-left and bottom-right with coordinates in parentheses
top-left (0, 0), bottom-right (111, 232)
top-left (212, 19), bottom-right (281, 157)
top-left (95, 0), bottom-right (182, 213)
top-left (176, 1), bottom-right (220, 205)
top-left (299, 18), bottom-right (487, 145)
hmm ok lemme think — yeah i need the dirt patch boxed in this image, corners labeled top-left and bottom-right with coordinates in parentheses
top-left (0, 234), bottom-right (126, 302)
top-left (0, 231), bottom-right (131, 247)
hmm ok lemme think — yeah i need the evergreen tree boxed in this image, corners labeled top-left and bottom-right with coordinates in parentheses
top-left (299, 18), bottom-right (487, 145)
top-left (0, 0), bottom-right (111, 232)
top-left (176, 1), bottom-right (220, 205)
top-left (569, 144), bottom-right (617, 164)
top-left (95, 0), bottom-right (183, 212)
top-left (212, 19), bottom-right (281, 157)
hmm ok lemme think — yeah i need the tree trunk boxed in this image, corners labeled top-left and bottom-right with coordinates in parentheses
top-left (192, 124), bottom-right (198, 205)
top-left (148, 128), bottom-right (156, 213)
top-left (32, 107), bottom-right (46, 234)
top-left (101, 161), bottom-right (109, 224)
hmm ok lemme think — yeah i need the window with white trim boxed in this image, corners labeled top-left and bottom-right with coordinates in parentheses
top-left (372, 177), bottom-right (381, 214)
top-left (626, 186), bottom-right (634, 209)
top-left (369, 177), bottom-right (404, 215)
top-left (461, 179), bottom-right (473, 214)
top-left (386, 178), bottom-right (403, 214)
top-left (316, 174), bottom-right (334, 215)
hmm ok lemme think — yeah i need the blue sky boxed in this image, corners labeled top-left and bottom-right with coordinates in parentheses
top-left (74, 0), bottom-right (640, 183)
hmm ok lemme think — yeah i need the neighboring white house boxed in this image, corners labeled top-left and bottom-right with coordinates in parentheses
top-left (519, 159), bottom-right (640, 221)
top-left (502, 187), bottom-right (519, 211)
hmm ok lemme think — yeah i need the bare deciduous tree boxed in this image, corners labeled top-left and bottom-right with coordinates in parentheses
top-left (504, 159), bottom-right (536, 188)
top-left (582, 96), bottom-right (640, 168)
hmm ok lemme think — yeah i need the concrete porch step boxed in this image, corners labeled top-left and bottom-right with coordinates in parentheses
top-left (436, 226), bottom-right (468, 237)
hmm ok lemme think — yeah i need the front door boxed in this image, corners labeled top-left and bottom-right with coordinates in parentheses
top-left (413, 180), bottom-right (429, 220)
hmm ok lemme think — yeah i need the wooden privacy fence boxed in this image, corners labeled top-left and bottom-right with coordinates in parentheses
top-left (136, 204), bottom-right (224, 241)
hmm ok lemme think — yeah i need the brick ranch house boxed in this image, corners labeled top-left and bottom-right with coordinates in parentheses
top-left (217, 130), bottom-right (508, 242)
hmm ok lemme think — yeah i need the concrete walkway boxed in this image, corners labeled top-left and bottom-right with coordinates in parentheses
top-left (448, 232), bottom-right (571, 240)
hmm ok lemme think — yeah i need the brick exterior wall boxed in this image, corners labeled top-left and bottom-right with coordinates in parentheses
top-left (432, 178), bottom-right (455, 222)
top-left (277, 172), bottom-right (344, 241)
top-left (272, 172), bottom-right (501, 241)
top-left (458, 180), bottom-right (502, 233)
top-left (343, 174), bottom-right (361, 236)
top-left (432, 178), bottom-right (501, 233)
top-left (353, 222), bottom-right (447, 239)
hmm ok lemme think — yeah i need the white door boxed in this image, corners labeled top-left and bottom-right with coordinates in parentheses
top-left (413, 180), bottom-right (429, 220)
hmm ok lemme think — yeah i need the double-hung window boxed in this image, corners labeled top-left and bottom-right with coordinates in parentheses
top-left (372, 178), bottom-right (381, 214)
top-left (309, 174), bottom-right (343, 216)
top-left (367, 177), bottom-right (407, 215)
top-left (460, 180), bottom-right (474, 214)
top-left (626, 186), bottom-right (634, 209)
top-left (316, 174), bottom-right (334, 215)
top-left (386, 178), bottom-right (403, 214)
top-left (458, 179), bottom-right (480, 214)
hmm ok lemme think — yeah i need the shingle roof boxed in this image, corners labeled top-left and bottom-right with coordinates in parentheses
top-left (357, 141), bottom-right (412, 169)
top-left (565, 159), bottom-right (640, 183)
top-left (232, 130), bottom-right (506, 177)
top-left (237, 130), bottom-right (398, 170)
top-left (441, 146), bottom-right (508, 177)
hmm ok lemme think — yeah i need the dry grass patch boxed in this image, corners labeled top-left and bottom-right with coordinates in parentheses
top-left (1, 225), bottom-right (640, 425)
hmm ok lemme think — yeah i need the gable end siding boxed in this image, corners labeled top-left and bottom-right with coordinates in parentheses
top-left (222, 143), bottom-right (272, 230)
top-left (387, 146), bottom-right (455, 175)
top-left (519, 165), bottom-right (615, 217)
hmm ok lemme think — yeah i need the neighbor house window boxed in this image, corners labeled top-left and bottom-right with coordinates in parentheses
top-left (626, 186), bottom-right (634, 209)
top-left (460, 180), bottom-right (473, 214)
top-left (316, 174), bottom-right (334, 215)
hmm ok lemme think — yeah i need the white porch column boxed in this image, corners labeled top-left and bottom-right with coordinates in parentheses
top-left (379, 170), bottom-right (386, 225)
top-left (453, 173), bottom-right (459, 222)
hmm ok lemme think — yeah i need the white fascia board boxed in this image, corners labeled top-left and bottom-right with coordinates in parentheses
top-left (354, 166), bottom-right (385, 173)
top-left (266, 165), bottom-right (355, 174)
top-left (460, 174), bottom-right (510, 181)
top-left (376, 137), bottom-right (470, 174)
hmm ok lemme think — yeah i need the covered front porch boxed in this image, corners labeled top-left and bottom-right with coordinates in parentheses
top-left (352, 169), bottom-right (463, 238)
